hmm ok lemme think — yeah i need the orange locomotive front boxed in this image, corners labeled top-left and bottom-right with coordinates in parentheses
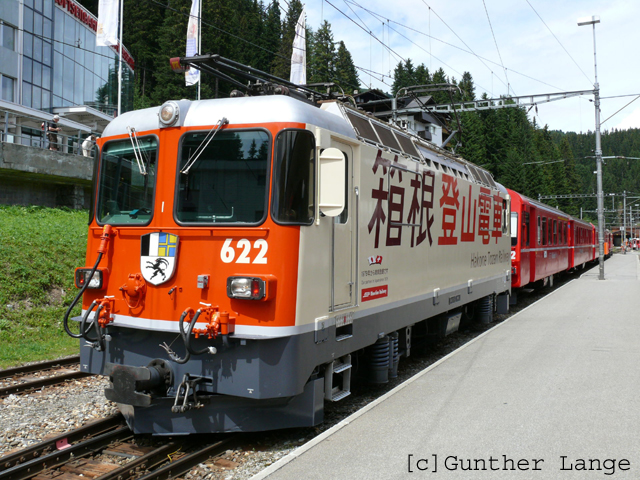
top-left (66, 91), bottom-right (512, 434)
top-left (67, 97), bottom-right (338, 434)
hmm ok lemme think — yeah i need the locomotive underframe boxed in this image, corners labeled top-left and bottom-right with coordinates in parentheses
top-left (78, 272), bottom-right (508, 434)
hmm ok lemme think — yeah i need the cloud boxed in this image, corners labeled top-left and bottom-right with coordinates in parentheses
top-left (611, 104), bottom-right (640, 131)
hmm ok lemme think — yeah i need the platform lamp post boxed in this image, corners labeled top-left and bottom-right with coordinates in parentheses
top-left (578, 15), bottom-right (604, 280)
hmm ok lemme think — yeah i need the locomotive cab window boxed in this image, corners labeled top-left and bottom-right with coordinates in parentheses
top-left (176, 129), bottom-right (270, 224)
top-left (272, 129), bottom-right (315, 225)
top-left (97, 136), bottom-right (158, 225)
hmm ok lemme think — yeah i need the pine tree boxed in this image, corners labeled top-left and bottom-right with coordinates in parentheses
top-left (272, 0), bottom-right (304, 80)
top-left (414, 64), bottom-right (430, 86)
top-left (262, 1), bottom-right (281, 74)
top-left (122, 0), bottom-right (164, 107)
top-left (559, 137), bottom-right (582, 216)
top-left (391, 59), bottom-right (416, 96)
top-left (334, 41), bottom-right (360, 94)
top-left (201, 0), bottom-right (240, 98)
top-left (457, 72), bottom-right (475, 101)
top-left (308, 20), bottom-right (335, 84)
top-left (430, 68), bottom-right (449, 103)
top-left (455, 111), bottom-right (485, 164)
top-left (151, 0), bottom-right (192, 104)
top-left (391, 61), bottom-right (407, 96)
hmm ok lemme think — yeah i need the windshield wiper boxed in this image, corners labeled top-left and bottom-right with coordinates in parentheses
top-left (127, 126), bottom-right (147, 176)
top-left (180, 117), bottom-right (229, 175)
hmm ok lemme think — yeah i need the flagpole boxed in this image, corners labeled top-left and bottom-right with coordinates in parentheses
top-left (117, 0), bottom-right (123, 116)
top-left (197, 0), bottom-right (201, 101)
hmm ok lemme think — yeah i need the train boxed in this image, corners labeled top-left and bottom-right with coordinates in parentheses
top-left (604, 229), bottom-right (613, 257)
top-left (63, 55), bottom-right (599, 435)
top-left (508, 189), bottom-right (598, 297)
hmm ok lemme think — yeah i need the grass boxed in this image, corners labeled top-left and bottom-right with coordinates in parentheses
top-left (0, 205), bottom-right (88, 368)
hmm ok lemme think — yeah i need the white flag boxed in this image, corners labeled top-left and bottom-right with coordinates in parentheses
top-left (185, 0), bottom-right (200, 86)
top-left (96, 0), bottom-right (119, 47)
top-left (290, 9), bottom-right (306, 85)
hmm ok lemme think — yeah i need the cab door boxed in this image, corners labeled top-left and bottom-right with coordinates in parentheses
top-left (331, 141), bottom-right (356, 309)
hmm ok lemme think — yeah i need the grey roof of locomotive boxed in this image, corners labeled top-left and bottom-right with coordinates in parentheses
top-left (102, 95), bottom-right (357, 140)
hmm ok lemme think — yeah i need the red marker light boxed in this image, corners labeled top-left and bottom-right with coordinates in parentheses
top-left (252, 280), bottom-right (261, 298)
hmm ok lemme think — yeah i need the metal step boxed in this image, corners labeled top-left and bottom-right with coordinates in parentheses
top-left (331, 390), bottom-right (351, 402)
top-left (332, 361), bottom-right (351, 374)
top-left (324, 354), bottom-right (352, 402)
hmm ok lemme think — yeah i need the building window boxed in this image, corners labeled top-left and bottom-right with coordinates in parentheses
top-left (1, 22), bottom-right (16, 51)
top-left (1, 76), bottom-right (15, 102)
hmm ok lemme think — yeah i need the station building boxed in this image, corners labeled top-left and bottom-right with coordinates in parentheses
top-left (0, 0), bottom-right (134, 147)
top-left (0, 0), bottom-right (135, 209)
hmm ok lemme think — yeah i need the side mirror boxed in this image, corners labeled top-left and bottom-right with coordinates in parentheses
top-left (318, 147), bottom-right (345, 217)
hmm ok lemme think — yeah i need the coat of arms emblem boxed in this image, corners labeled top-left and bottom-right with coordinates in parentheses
top-left (140, 232), bottom-right (179, 285)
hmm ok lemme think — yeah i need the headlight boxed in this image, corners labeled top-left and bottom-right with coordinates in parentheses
top-left (75, 268), bottom-right (108, 289)
top-left (158, 101), bottom-right (179, 127)
top-left (227, 277), bottom-right (265, 300)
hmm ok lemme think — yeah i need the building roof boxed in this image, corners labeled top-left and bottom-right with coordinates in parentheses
top-left (53, 106), bottom-right (114, 133)
top-left (0, 99), bottom-right (92, 134)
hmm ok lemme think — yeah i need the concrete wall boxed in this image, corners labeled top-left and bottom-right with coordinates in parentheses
top-left (0, 142), bottom-right (93, 209)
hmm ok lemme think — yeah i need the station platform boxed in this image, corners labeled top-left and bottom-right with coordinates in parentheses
top-left (253, 253), bottom-right (640, 480)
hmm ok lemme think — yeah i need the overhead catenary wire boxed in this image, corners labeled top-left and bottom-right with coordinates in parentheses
top-left (600, 95), bottom-right (640, 126)
top-left (344, 0), bottom-right (488, 91)
top-left (343, 0), bottom-right (566, 94)
top-left (524, 0), bottom-right (593, 87)
top-left (481, 0), bottom-right (513, 96)
top-left (340, 0), bottom-right (394, 87)
top-left (324, 0), bottom-right (408, 66)
top-left (415, 0), bottom-right (506, 91)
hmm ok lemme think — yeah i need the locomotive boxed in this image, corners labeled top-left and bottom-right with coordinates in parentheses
top-left (64, 55), bottom-right (513, 434)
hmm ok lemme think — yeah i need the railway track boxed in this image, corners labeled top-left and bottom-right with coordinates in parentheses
top-left (0, 356), bottom-right (91, 398)
top-left (0, 414), bottom-right (237, 480)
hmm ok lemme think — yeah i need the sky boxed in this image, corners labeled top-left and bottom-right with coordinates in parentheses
top-left (299, 0), bottom-right (640, 133)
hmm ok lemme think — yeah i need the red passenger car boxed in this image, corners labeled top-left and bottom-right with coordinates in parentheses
top-left (571, 219), bottom-right (597, 268)
top-left (509, 190), bottom-right (571, 290)
top-left (603, 229), bottom-right (613, 258)
top-left (508, 189), bottom-right (597, 295)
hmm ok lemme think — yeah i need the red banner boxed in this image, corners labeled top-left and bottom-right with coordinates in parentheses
top-left (361, 285), bottom-right (389, 302)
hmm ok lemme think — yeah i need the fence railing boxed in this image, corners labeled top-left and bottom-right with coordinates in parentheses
top-left (0, 109), bottom-right (97, 157)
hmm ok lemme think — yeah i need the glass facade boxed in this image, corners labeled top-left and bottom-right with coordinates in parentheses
top-left (1, 21), bottom-right (16, 50)
top-left (17, 0), bottom-right (133, 115)
top-left (1, 76), bottom-right (15, 102)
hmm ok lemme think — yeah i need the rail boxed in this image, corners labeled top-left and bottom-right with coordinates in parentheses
top-left (0, 414), bottom-right (237, 480)
top-left (0, 356), bottom-right (92, 398)
top-left (0, 356), bottom-right (80, 380)
top-left (0, 415), bottom-right (126, 473)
